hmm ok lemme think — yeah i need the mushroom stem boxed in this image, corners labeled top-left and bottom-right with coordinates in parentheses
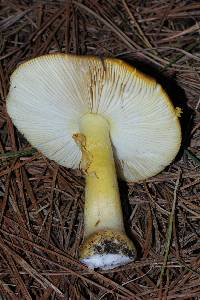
top-left (79, 113), bottom-right (124, 238)
top-left (77, 113), bottom-right (136, 269)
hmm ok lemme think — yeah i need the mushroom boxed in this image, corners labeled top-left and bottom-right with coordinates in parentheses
top-left (6, 54), bottom-right (181, 270)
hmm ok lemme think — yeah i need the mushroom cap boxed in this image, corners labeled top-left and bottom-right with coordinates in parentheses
top-left (7, 54), bottom-right (181, 182)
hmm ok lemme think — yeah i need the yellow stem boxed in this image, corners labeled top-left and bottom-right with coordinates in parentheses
top-left (79, 113), bottom-right (124, 238)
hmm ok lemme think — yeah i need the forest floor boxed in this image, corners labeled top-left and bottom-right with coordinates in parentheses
top-left (0, 1), bottom-right (200, 299)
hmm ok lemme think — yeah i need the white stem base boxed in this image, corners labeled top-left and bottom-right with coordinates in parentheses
top-left (81, 254), bottom-right (133, 270)
top-left (79, 229), bottom-right (136, 270)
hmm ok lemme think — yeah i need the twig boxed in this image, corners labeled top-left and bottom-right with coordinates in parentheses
top-left (157, 170), bottom-right (182, 291)
top-left (0, 148), bottom-right (37, 159)
top-left (185, 149), bottom-right (200, 167)
top-left (122, 0), bottom-right (156, 54)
